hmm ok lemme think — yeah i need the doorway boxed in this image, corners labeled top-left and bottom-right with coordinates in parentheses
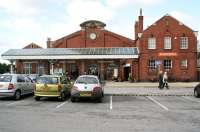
top-left (71, 64), bottom-right (79, 80)
top-left (124, 67), bottom-right (130, 81)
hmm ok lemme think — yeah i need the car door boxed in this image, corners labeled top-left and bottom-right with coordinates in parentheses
top-left (17, 75), bottom-right (27, 95)
top-left (25, 76), bottom-right (34, 93)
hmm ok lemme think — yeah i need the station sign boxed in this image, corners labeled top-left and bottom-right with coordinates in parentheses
top-left (158, 52), bottom-right (177, 57)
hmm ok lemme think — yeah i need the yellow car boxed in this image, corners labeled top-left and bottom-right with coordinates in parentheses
top-left (34, 75), bottom-right (71, 101)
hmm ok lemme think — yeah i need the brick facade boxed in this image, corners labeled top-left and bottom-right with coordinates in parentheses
top-left (136, 14), bottom-right (197, 81)
top-left (14, 12), bottom-right (198, 82)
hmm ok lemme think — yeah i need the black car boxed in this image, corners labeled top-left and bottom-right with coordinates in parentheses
top-left (194, 84), bottom-right (200, 98)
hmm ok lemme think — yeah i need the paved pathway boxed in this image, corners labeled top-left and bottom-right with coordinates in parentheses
top-left (104, 82), bottom-right (198, 96)
top-left (105, 81), bottom-right (199, 88)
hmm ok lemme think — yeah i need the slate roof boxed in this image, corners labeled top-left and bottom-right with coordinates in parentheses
top-left (2, 47), bottom-right (139, 56)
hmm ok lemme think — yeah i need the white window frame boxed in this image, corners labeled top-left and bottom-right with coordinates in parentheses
top-left (148, 38), bottom-right (156, 49)
top-left (37, 63), bottom-right (45, 75)
top-left (148, 60), bottom-right (156, 70)
top-left (180, 37), bottom-right (188, 49)
top-left (164, 59), bottom-right (172, 70)
top-left (24, 63), bottom-right (32, 74)
top-left (164, 37), bottom-right (171, 49)
top-left (181, 60), bottom-right (187, 68)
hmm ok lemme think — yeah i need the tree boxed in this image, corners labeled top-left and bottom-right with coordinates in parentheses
top-left (0, 63), bottom-right (10, 74)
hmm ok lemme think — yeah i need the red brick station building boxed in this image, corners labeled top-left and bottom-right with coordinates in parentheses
top-left (2, 10), bottom-right (198, 81)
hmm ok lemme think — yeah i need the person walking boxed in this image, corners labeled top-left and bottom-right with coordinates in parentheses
top-left (162, 72), bottom-right (169, 89)
top-left (158, 71), bottom-right (163, 89)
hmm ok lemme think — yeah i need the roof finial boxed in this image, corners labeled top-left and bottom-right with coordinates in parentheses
top-left (140, 8), bottom-right (142, 16)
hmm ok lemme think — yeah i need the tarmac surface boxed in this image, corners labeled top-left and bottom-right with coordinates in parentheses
top-left (0, 95), bottom-right (200, 132)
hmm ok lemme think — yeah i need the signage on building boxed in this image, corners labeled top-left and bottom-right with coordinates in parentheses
top-left (158, 52), bottom-right (177, 57)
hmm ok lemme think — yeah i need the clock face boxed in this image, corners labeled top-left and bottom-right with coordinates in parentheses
top-left (89, 33), bottom-right (97, 40)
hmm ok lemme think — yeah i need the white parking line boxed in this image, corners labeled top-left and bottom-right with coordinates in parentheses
top-left (182, 96), bottom-right (200, 103)
top-left (110, 96), bottom-right (112, 110)
top-left (56, 101), bottom-right (68, 109)
top-left (147, 96), bottom-right (169, 111)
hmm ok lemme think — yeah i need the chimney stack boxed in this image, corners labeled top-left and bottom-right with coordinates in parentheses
top-left (138, 8), bottom-right (143, 33)
top-left (47, 37), bottom-right (52, 48)
top-left (135, 8), bottom-right (144, 39)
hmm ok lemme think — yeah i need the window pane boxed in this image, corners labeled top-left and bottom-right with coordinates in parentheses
top-left (181, 60), bottom-right (187, 67)
top-left (164, 37), bottom-right (171, 49)
top-left (180, 37), bottom-right (188, 49)
top-left (148, 38), bottom-right (156, 49)
top-left (148, 60), bottom-right (156, 70)
top-left (24, 63), bottom-right (32, 74)
top-left (37, 77), bottom-right (58, 84)
top-left (164, 60), bottom-right (172, 70)
top-left (0, 75), bottom-right (12, 82)
top-left (76, 77), bottom-right (98, 84)
top-left (37, 63), bottom-right (44, 75)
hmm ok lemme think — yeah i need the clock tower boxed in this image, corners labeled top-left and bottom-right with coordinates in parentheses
top-left (80, 20), bottom-right (106, 47)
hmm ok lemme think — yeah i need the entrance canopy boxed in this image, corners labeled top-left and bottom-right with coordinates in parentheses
top-left (1, 47), bottom-right (139, 60)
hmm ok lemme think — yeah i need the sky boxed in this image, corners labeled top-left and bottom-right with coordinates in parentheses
top-left (0, 0), bottom-right (200, 63)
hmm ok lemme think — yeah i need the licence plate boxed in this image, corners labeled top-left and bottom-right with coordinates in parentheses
top-left (80, 93), bottom-right (91, 97)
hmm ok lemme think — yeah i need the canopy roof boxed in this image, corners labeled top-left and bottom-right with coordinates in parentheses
top-left (1, 47), bottom-right (139, 60)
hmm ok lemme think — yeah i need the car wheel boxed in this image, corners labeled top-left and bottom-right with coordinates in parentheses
top-left (60, 92), bottom-right (66, 101)
top-left (102, 92), bottom-right (104, 97)
top-left (35, 96), bottom-right (40, 101)
top-left (97, 97), bottom-right (102, 103)
top-left (71, 97), bottom-right (76, 102)
top-left (194, 89), bottom-right (200, 98)
top-left (14, 90), bottom-right (21, 100)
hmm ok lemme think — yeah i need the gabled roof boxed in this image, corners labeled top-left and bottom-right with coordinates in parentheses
top-left (23, 43), bottom-right (42, 49)
top-left (50, 29), bottom-right (134, 48)
top-left (143, 14), bottom-right (195, 33)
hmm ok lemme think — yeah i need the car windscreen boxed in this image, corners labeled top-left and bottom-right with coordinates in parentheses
top-left (0, 75), bottom-right (12, 82)
top-left (76, 77), bottom-right (98, 84)
top-left (36, 77), bottom-right (58, 84)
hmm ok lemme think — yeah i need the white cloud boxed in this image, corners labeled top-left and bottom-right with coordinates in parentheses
top-left (47, 0), bottom-right (115, 40)
top-left (0, 0), bottom-right (39, 16)
top-left (105, 0), bottom-right (164, 9)
top-left (67, 0), bottom-right (114, 23)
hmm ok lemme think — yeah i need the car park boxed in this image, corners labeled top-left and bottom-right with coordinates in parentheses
top-left (34, 75), bottom-right (71, 101)
top-left (71, 75), bottom-right (104, 102)
top-left (0, 74), bottom-right (34, 100)
top-left (194, 83), bottom-right (200, 98)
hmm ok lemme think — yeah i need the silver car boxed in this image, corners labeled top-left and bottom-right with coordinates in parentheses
top-left (0, 74), bottom-right (35, 100)
top-left (71, 75), bottom-right (104, 102)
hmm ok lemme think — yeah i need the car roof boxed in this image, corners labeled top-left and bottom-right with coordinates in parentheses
top-left (39, 75), bottom-right (61, 78)
top-left (2, 74), bottom-right (25, 76)
top-left (78, 75), bottom-right (98, 79)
